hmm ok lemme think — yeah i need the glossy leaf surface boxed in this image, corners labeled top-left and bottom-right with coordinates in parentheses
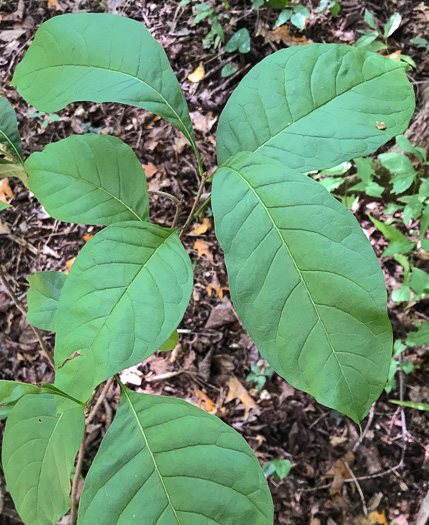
top-left (2, 394), bottom-right (84, 525)
top-left (78, 387), bottom-right (273, 525)
top-left (0, 97), bottom-right (22, 162)
top-left (54, 222), bottom-right (193, 401)
top-left (216, 44), bottom-right (415, 171)
top-left (27, 271), bottom-right (67, 331)
top-left (12, 14), bottom-right (198, 157)
top-left (26, 135), bottom-right (149, 225)
top-left (212, 152), bottom-right (392, 422)
top-left (0, 380), bottom-right (40, 405)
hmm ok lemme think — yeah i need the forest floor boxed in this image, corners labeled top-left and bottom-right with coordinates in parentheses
top-left (0, 0), bottom-right (428, 524)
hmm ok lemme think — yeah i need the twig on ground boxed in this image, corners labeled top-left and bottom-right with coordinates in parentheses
top-left (344, 461), bottom-right (368, 517)
top-left (70, 377), bottom-right (114, 525)
top-left (0, 269), bottom-right (55, 370)
top-left (353, 404), bottom-right (375, 452)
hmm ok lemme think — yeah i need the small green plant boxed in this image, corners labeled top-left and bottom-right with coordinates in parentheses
top-left (316, 0), bottom-right (340, 17)
top-left (273, 4), bottom-right (310, 30)
top-left (384, 341), bottom-right (417, 394)
top-left (27, 111), bottom-right (60, 129)
top-left (246, 361), bottom-right (275, 391)
top-left (180, 0), bottom-right (227, 50)
top-left (0, 12), bottom-right (416, 525)
top-left (355, 9), bottom-right (402, 52)
top-left (263, 459), bottom-right (292, 480)
top-left (410, 37), bottom-right (429, 52)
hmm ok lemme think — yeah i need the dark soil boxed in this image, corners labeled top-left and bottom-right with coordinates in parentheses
top-left (0, 1), bottom-right (428, 524)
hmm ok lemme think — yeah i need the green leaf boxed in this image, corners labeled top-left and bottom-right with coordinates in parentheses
top-left (217, 44), bottom-right (415, 171)
top-left (0, 201), bottom-right (10, 211)
top-left (291, 6), bottom-right (310, 30)
top-left (319, 176), bottom-right (343, 192)
top-left (78, 387), bottom-right (273, 524)
top-left (364, 9), bottom-right (377, 30)
top-left (212, 153), bottom-right (393, 423)
top-left (54, 222), bottom-right (193, 402)
top-left (27, 271), bottom-right (67, 331)
top-left (379, 152), bottom-right (416, 193)
top-left (0, 160), bottom-right (28, 187)
top-left (274, 9), bottom-right (292, 29)
top-left (0, 380), bottom-right (40, 405)
top-left (409, 267), bottom-right (429, 296)
top-left (2, 393), bottom-right (85, 525)
top-left (225, 28), bottom-right (251, 54)
top-left (396, 134), bottom-right (426, 163)
top-left (354, 157), bottom-right (373, 184)
top-left (402, 195), bottom-right (423, 225)
top-left (159, 330), bottom-right (179, 351)
top-left (389, 399), bottom-right (429, 411)
top-left (369, 215), bottom-right (415, 256)
top-left (26, 134), bottom-right (149, 226)
top-left (354, 32), bottom-right (379, 49)
top-left (391, 284), bottom-right (410, 303)
top-left (11, 14), bottom-right (199, 161)
top-left (384, 12), bottom-right (401, 38)
top-left (0, 97), bottom-right (23, 162)
top-left (331, 2), bottom-right (341, 17)
top-left (406, 322), bottom-right (429, 347)
top-left (221, 63), bottom-right (239, 77)
top-left (252, 0), bottom-right (265, 9)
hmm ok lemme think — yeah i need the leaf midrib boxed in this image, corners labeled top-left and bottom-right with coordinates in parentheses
top-left (227, 165), bottom-right (355, 405)
top-left (30, 167), bottom-right (145, 222)
top-left (246, 66), bottom-right (399, 160)
top-left (17, 62), bottom-right (196, 153)
top-left (123, 389), bottom-right (182, 525)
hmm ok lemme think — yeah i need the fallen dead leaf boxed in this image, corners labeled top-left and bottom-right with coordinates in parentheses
top-left (0, 222), bottom-right (11, 234)
top-left (190, 111), bottom-right (217, 135)
top-left (142, 162), bottom-right (158, 178)
top-left (225, 375), bottom-right (258, 419)
top-left (48, 0), bottom-right (63, 10)
top-left (361, 510), bottom-right (389, 525)
top-left (386, 50), bottom-right (401, 61)
top-left (83, 233), bottom-right (93, 242)
top-left (64, 257), bottom-right (76, 275)
top-left (196, 389), bottom-right (216, 413)
top-left (272, 25), bottom-right (291, 44)
top-left (188, 62), bottom-right (205, 83)
top-left (193, 239), bottom-right (213, 261)
top-left (0, 179), bottom-right (13, 204)
top-left (206, 283), bottom-right (229, 300)
top-left (192, 217), bottom-right (211, 235)
top-left (323, 451), bottom-right (355, 496)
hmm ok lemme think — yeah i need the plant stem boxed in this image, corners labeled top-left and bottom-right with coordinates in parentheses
top-left (0, 269), bottom-right (55, 370)
top-left (179, 172), bottom-right (209, 240)
top-left (193, 194), bottom-right (211, 219)
top-left (148, 190), bottom-right (182, 228)
top-left (70, 377), bottom-right (114, 525)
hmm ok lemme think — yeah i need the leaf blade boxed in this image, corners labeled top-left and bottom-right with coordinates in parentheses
top-left (12, 14), bottom-right (198, 158)
top-left (78, 387), bottom-right (273, 524)
top-left (53, 222), bottom-right (193, 401)
top-left (26, 134), bottom-right (149, 225)
top-left (27, 271), bottom-right (67, 331)
top-left (212, 153), bottom-right (393, 422)
top-left (216, 44), bottom-right (415, 171)
top-left (2, 394), bottom-right (85, 525)
top-left (0, 97), bottom-right (23, 162)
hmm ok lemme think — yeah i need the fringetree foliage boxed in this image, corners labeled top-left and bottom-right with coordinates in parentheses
top-left (0, 13), bottom-right (415, 525)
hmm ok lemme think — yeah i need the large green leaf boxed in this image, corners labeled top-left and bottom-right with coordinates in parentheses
top-left (0, 380), bottom-right (40, 405)
top-left (27, 271), bottom-right (67, 331)
top-left (0, 97), bottom-right (23, 162)
top-left (216, 44), bottom-right (415, 170)
top-left (212, 152), bottom-right (392, 423)
top-left (25, 134), bottom-right (149, 225)
top-left (2, 393), bottom-right (85, 525)
top-left (78, 386), bottom-right (273, 525)
top-left (11, 14), bottom-right (199, 160)
top-left (54, 222), bottom-right (193, 402)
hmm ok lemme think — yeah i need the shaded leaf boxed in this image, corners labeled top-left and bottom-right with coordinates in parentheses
top-left (2, 393), bottom-right (84, 525)
top-left (27, 271), bottom-right (67, 331)
top-left (54, 222), bottom-right (193, 402)
top-left (217, 44), bottom-right (415, 171)
top-left (212, 153), bottom-right (393, 423)
top-left (406, 322), bottom-right (429, 347)
top-left (78, 387), bottom-right (273, 524)
top-left (26, 134), bottom-right (149, 226)
top-left (225, 28), bottom-right (251, 54)
top-left (0, 97), bottom-right (23, 162)
top-left (369, 215), bottom-right (415, 256)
